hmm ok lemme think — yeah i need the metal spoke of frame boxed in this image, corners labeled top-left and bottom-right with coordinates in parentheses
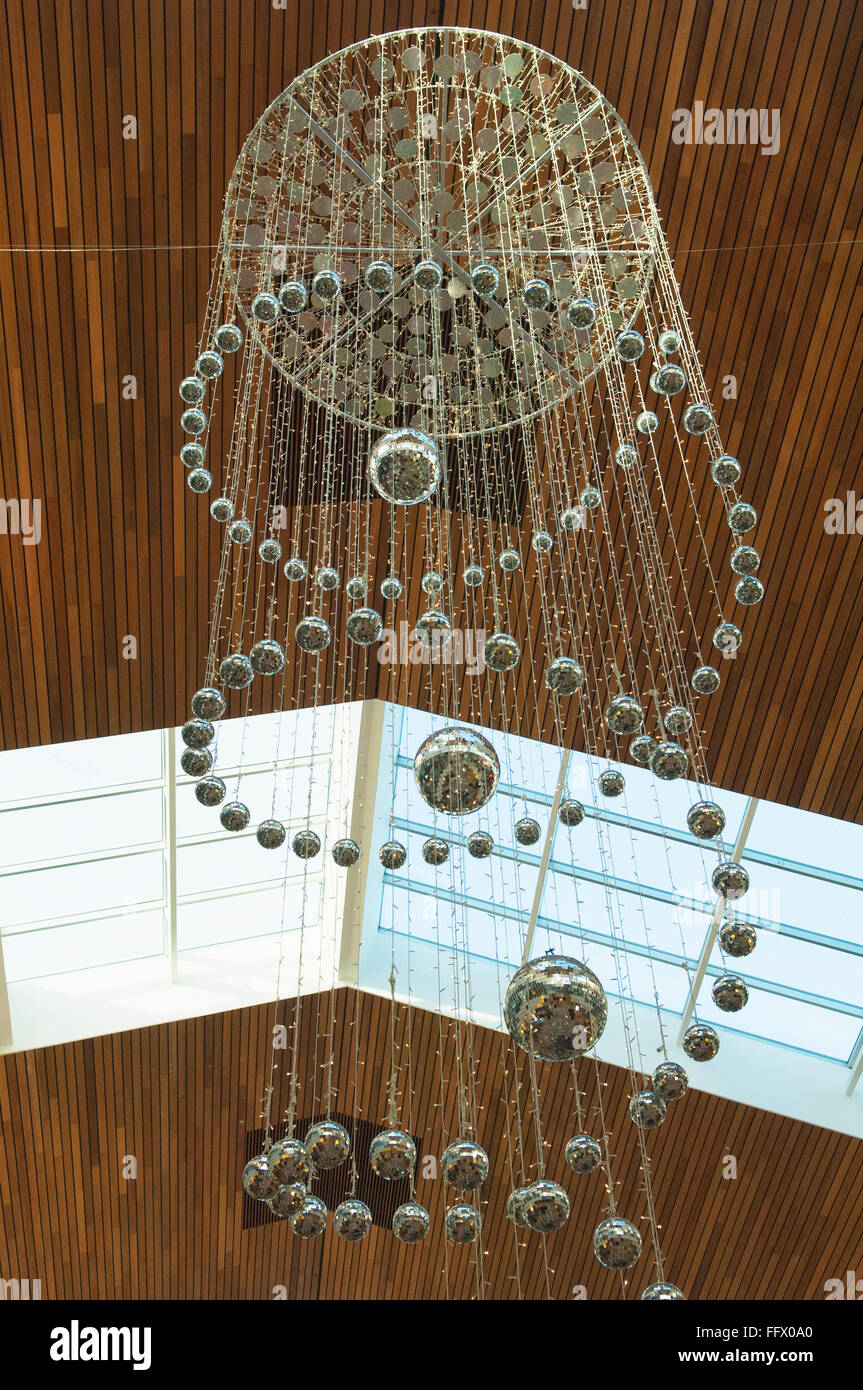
top-left (522, 750), bottom-right (571, 964)
top-left (677, 796), bottom-right (759, 1044)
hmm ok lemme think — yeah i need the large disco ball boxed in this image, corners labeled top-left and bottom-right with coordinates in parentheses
top-left (524, 1180), bottom-right (570, 1232)
top-left (507, 1187), bottom-right (532, 1227)
top-left (305, 1120), bottom-right (351, 1169)
top-left (243, 1153), bottom-right (277, 1201)
top-left (369, 1129), bottom-right (416, 1181)
top-left (267, 1137), bottom-right (310, 1185)
top-left (393, 1202), bottom-right (430, 1244)
top-left (268, 1182), bottom-right (305, 1218)
top-left (368, 427), bottom-right (442, 505)
top-left (504, 953), bottom-right (607, 1061)
top-left (445, 1204), bottom-right (481, 1244)
top-left (290, 1195), bottom-right (328, 1239)
top-left (593, 1216), bottom-right (643, 1269)
top-left (413, 726), bottom-right (500, 815)
top-left (333, 1199), bottom-right (372, 1243)
top-left (642, 1282), bottom-right (686, 1300)
top-left (565, 1134), bottom-right (603, 1174)
top-left (441, 1140), bottom-right (489, 1190)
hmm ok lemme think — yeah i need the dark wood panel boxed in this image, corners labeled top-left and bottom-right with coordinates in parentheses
top-left (1, 988), bottom-right (860, 1299)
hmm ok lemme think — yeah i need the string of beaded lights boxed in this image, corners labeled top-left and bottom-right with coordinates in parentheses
top-left (177, 27), bottom-right (763, 1297)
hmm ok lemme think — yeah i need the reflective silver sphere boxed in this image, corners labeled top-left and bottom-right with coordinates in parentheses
top-left (180, 442), bottom-right (205, 468)
top-left (284, 557), bottom-right (307, 582)
top-left (293, 830), bottom-right (321, 860)
top-left (728, 501), bottom-right (757, 534)
top-left (643, 1282), bottom-right (686, 1300)
top-left (268, 1182), bottom-right (306, 1218)
top-left (616, 329), bottom-right (645, 361)
top-left (463, 563), bottom-right (484, 587)
top-left (682, 401), bottom-right (714, 433)
top-left (545, 656), bottom-right (584, 696)
top-left (229, 518), bottom-right (252, 544)
top-left (735, 576), bottom-right (764, 605)
top-left (483, 632), bottom-right (521, 672)
top-left (413, 726), bottom-right (500, 815)
top-left (196, 349), bottom-right (223, 380)
top-left (567, 297), bottom-right (596, 330)
top-left (593, 1216), bottom-right (643, 1269)
top-left (441, 1140), bottom-right (489, 1190)
top-left (380, 575), bottom-right (403, 600)
top-left (393, 1202), bottom-right (430, 1243)
top-left (507, 1187), bottom-right (533, 1227)
top-left (278, 280), bottom-right (307, 312)
top-left (345, 576), bottom-right (367, 601)
top-left (256, 819), bottom-right (286, 850)
top-left (369, 428), bottom-right (441, 511)
top-left (559, 798), bottom-right (585, 827)
top-left (712, 860), bottom-right (750, 899)
top-left (305, 1120), bottom-right (350, 1169)
top-left (498, 548), bottom-right (521, 571)
top-left (580, 485), bottom-right (602, 510)
top-left (504, 953), bottom-right (607, 1061)
top-left (422, 836), bottom-right (449, 866)
top-left (210, 497), bottom-right (233, 523)
top-left (523, 277), bottom-right (551, 309)
top-left (605, 694), bottom-right (644, 735)
top-left (290, 1195), bottom-right (328, 1238)
top-left (691, 664), bottom-right (721, 694)
top-left (687, 801), bottom-right (725, 839)
top-left (214, 322), bottom-right (243, 353)
top-left (295, 616), bottom-right (332, 653)
top-left (651, 362), bottom-right (687, 394)
top-left (467, 830), bottom-right (494, 858)
top-left (180, 747), bottom-right (212, 778)
top-left (598, 770), bottom-right (625, 796)
top-left (525, 1180), bottom-right (570, 1232)
top-left (663, 706), bottom-right (693, 737)
top-left (379, 840), bottom-right (407, 870)
top-left (250, 639), bottom-right (285, 675)
top-left (731, 544), bottom-right (760, 576)
top-left (251, 291), bottom-right (280, 323)
top-left (220, 653), bottom-right (254, 689)
top-left (181, 717), bottom-right (214, 749)
top-left (258, 538), bottom-right (282, 563)
top-left (311, 268), bottom-right (341, 302)
top-left (471, 262), bottom-right (500, 296)
top-left (630, 735), bottom-right (657, 765)
top-left (365, 259), bottom-right (394, 293)
top-left (515, 817), bottom-right (541, 846)
top-left (635, 409), bottom-right (659, 434)
top-left (629, 1089), bottom-right (667, 1129)
top-left (181, 407), bottom-right (207, 435)
top-left (346, 607), bottom-right (383, 646)
top-left (268, 1137), bottom-right (310, 1185)
top-left (532, 529), bottom-right (554, 553)
top-left (220, 801), bottom-right (250, 833)
top-left (565, 1134), bottom-right (603, 1174)
top-left (316, 566), bottom-right (339, 590)
top-left (195, 776), bottom-right (226, 807)
top-left (719, 921), bottom-right (757, 957)
top-left (179, 375), bottom-right (205, 405)
top-left (333, 1199), bottom-right (372, 1242)
top-left (653, 1061), bottom-right (688, 1102)
top-left (683, 1023), bottom-right (720, 1061)
top-left (445, 1203), bottom-right (481, 1244)
top-left (332, 838), bottom-right (361, 868)
top-left (616, 443), bottom-right (639, 468)
top-left (712, 973), bottom-right (749, 1012)
top-left (711, 454), bottom-right (741, 486)
top-left (658, 329), bottom-right (680, 355)
top-left (650, 741), bottom-right (688, 780)
top-left (369, 1128), bottom-right (416, 1181)
top-left (187, 468), bottom-right (212, 494)
top-left (421, 571), bottom-right (443, 595)
top-left (243, 1153), bottom-right (277, 1201)
top-left (415, 610), bottom-right (453, 653)
top-left (414, 259), bottom-right (443, 291)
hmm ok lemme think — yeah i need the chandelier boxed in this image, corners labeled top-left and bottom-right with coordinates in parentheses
top-left (174, 27), bottom-right (762, 1296)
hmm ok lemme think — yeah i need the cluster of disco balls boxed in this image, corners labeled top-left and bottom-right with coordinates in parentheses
top-left (241, 1120), bottom-right (488, 1247)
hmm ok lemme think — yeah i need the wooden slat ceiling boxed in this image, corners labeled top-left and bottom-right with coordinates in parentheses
top-left (0, 0), bottom-right (862, 820)
top-left (1, 987), bottom-right (860, 1299)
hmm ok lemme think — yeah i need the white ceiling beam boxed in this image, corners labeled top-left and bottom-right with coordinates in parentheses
top-left (522, 749), bottom-right (571, 964)
top-left (338, 699), bottom-right (386, 985)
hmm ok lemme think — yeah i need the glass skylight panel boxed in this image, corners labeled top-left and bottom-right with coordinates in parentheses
top-left (745, 799), bottom-right (863, 881)
top-left (696, 988), bottom-right (860, 1063)
top-left (0, 728), bottom-right (162, 801)
top-left (178, 829), bottom-right (325, 897)
top-left (540, 865), bottom-right (711, 963)
top-left (0, 786), bottom-right (163, 870)
top-left (732, 860), bottom-right (863, 947)
top-left (383, 882), bottom-right (526, 965)
top-left (550, 816), bottom-right (718, 903)
top-left (209, 704), bottom-right (336, 769)
top-left (2, 908), bottom-right (165, 983)
top-left (724, 929), bottom-right (863, 1010)
top-left (1, 850), bottom-right (164, 928)
top-left (178, 880), bottom-right (323, 950)
top-left (175, 763), bottom-right (332, 839)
